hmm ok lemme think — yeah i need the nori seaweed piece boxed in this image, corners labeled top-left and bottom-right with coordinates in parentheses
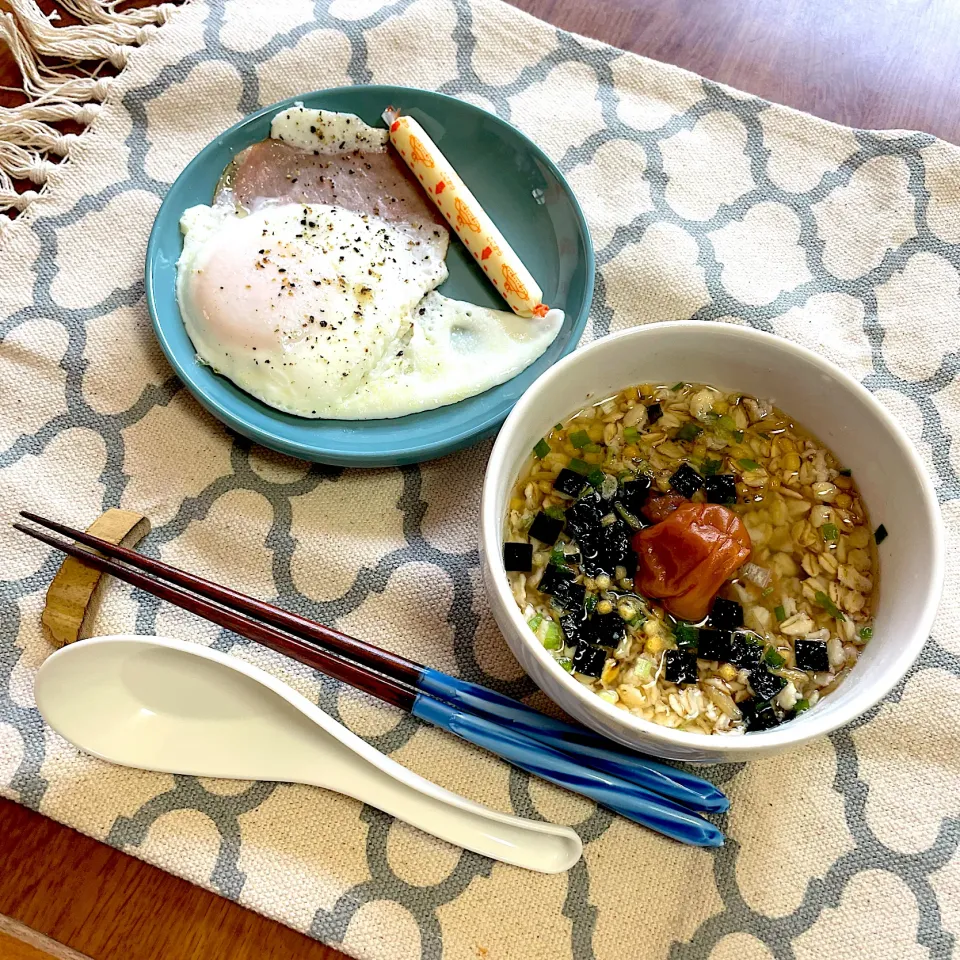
top-left (554, 468), bottom-right (589, 498)
top-left (696, 628), bottom-right (732, 661)
top-left (727, 632), bottom-right (764, 670)
top-left (794, 639), bottom-right (830, 672)
top-left (571, 643), bottom-right (606, 678)
top-left (503, 542), bottom-right (533, 572)
top-left (670, 463), bottom-right (703, 498)
top-left (708, 597), bottom-right (743, 630)
top-left (529, 511), bottom-right (564, 545)
top-left (704, 474), bottom-right (737, 505)
top-left (537, 566), bottom-right (585, 610)
top-left (584, 612), bottom-right (627, 649)
top-left (663, 649), bottom-right (698, 685)
top-left (751, 669), bottom-right (786, 701)
top-left (618, 475), bottom-right (652, 515)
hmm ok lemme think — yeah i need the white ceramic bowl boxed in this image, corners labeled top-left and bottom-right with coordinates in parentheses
top-left (480, 322), bottom-right (945, 762)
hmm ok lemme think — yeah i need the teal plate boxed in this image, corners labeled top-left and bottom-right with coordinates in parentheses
top-left (145, 86), bottom-right (594, 467)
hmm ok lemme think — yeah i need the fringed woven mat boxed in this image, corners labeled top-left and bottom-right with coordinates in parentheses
top-left (2, 2), bottom-right (959, 958)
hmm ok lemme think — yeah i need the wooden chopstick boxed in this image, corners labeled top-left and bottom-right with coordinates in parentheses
top-left (14, 521), bottom-right (419, 712)
top-left (20, 511), bottom-right (422, 684)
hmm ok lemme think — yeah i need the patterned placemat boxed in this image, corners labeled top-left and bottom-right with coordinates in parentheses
top-left (2, 1), bottom-right (959, 958)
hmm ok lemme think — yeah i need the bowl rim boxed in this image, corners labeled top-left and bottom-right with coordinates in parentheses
top-left (144, 84), bottom-right (594, 467)
top-left (481, 320), bottom-right (946, 755)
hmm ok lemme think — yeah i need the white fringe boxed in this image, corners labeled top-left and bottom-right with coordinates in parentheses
top-left (0, 0), bottom-right (177, 218)
top-left (7, 0), bottom-right (160, 67)
top-left (0, 100), bottom-right (102, 125)
top-left (57, 0), bottom-right (176, 29)
top-left (0, 14), bottom-right (112, 104)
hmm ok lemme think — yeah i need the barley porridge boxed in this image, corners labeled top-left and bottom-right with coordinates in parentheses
top-left (503, 381), bottom-right (881, 735)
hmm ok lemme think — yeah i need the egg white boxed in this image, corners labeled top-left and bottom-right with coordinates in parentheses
top-left (177, 202), bottom-right (562, 419)
top-left (337, 293), bottom-right (563, 418)
top-left (270, 105), bottom-right (388, 154)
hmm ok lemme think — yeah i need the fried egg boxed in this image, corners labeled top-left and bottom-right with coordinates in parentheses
top-left (175, 108), bottom-right (564, 420)
top-left (177, 202), bottom-right (562, 419)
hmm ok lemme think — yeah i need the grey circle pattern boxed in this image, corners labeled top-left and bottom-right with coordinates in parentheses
top-left (1, 1), bottom-right (958, 957)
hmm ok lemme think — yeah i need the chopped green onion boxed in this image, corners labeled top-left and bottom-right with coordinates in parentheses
top-left (860, 626), bottom-right (873, 641)
top-left (544, 505), bottom-right (566, 521)
top-left (764, 648), bottom-right (786, 668)
top-left (554, 422), bottom-right (564, 430)
top-left (570, 430), bottom-right (591, 449)
top-left (614, 501), bottom-right (643, 530)
top-left (527, 614), bottom-right (543, 632)
top-left (533, 438), bottom-right (551, 459)
top-left (875, 523), bottom-right (888, 545)
top-left (758, 432), bottom-right (770, 440)
top-left (550, 545), bottom-right (567, 567)
top-left (568, 458), bottom-right (590, 475)
top-left (717, 415), bottom-right (738, 432)
top-left (543, 622), bottom-right (563, 650)
top-left (623, 426), bottom-right (640, 443)
top-left (701, 458), bottom-right (723, 476)
top-left (634, 659), bottom-right (653, 680)
top-left (584, 595), bottom-right (598, 614)
top-left (587, 468), bottom-right (606, 488)
top-left (675, 423), bottom-right (703, 442)
top-left (814, 590), bottom-right (846, 621)
top-left (821, 523), bottom-right (839, 542)
top-left (738, 458), bottom-right (760, 471)
top-left (731, 430), bottom-right (745, 443)
top-left (839, 468), bottom-right (852, 477)
top-left (762, 586), bottom-right (774, 597)
top-left (674, 623), bottom-right (699, 650)
top-left (794, 698), bottom-right (811, 714)
top-left (703, 411), bottom-right (720, 423)
top-left (671, 382), bottom-right (685, 391)
top-left (557, 656), bottom-right (574, 672)
top-left (774, 604), bottom-right (786, 623)
top-left (583, 443), bottom-right (602, 453)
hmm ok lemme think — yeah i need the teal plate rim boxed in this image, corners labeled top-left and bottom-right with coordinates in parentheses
top-left (145, 85), bottom-right (594, 467)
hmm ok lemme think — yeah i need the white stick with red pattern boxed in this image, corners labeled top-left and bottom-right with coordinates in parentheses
top-left (384, 107), bottom-right (553, 320)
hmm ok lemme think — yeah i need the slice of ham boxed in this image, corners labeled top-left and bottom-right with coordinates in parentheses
top-left (229, 139), bottom-right (448, 234)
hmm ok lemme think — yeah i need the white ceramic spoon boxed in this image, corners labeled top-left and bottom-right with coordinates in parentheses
top-left (34, 634), bottom-right (582, 873)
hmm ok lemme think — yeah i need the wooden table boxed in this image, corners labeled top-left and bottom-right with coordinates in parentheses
top-left (1, 1), bottom-right (957, 958)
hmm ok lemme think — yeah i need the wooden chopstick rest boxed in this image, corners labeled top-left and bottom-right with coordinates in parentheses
top-left (41, 508), bottom-right (151, 647)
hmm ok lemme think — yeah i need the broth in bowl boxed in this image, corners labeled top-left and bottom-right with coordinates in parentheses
top-left (503, 381), bottom-right (879, 735)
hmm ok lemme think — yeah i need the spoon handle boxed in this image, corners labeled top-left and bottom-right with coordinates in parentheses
top-left (412, 695), bottom-right (723, 847)
top-left (417, 669), bottom-right (728, 813)
top-left (316, 747), bottom-right (583, 873)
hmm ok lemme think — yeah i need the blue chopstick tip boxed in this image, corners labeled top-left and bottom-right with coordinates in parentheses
top-left (702, 795), bottom-right (730, 814)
